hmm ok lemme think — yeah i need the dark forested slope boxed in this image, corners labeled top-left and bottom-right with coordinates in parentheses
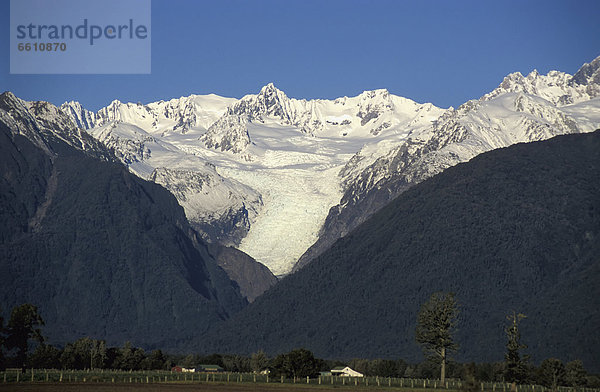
top-left (200, 130), bottom-right (600, 371)
top-left (0, 92), bottom-right (247, 350)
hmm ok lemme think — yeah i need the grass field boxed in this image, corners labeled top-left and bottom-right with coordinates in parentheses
top-left (0, 370), bottom-right (467, 390)
top-left (1, 371), bottom-right (596, 392)
top-left (0, 382), bottom-right (422, 392)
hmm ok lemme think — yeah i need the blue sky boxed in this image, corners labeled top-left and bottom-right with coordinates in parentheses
top-left (1, 0), bottom-right (599, 111)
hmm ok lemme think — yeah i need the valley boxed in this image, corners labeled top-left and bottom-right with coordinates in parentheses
top-left (1, 55), bottom-right (599, 371)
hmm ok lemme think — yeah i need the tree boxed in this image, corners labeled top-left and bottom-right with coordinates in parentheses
top-left (504, 312), bottom-right (529, 390)
top-left (537, 358), bottom-right (565, 391)
top-left (90, 339), bottom-right (107, 369)
top-left (28, 344), bottom-right (61, 369)
top-left (564, 360), bottom-right (587, 387)
top-left (462, 363), bottom-right (480, 392)
top-left (470, 362), bottom-right (504, 382)
top-left (223, 354), bottom-right (251, 372)
top-left (5, 304), bottom-right (45, 369)
top-left (115, 341), bottom-right (145, 371)
top-left (60, 337), bottom-right (96, 369)
top-left (181, 354), bottom-right (196, 368)
top-left (142, 349), bottom-right (167, 370)
top-left (370, 359), bottom-right (405, 377)
top-left (0, 307), bottom-right (5, 369)
top-left (270, 348), bottom-right (322, 379)
top-left (251, 350), bottom-right (269, 373)
top-left (396, 359), bottom-right (408, 378)
top-left (415, 292), bottom-right (459, 382)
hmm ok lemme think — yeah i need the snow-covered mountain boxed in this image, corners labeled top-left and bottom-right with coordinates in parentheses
top-left (203, 83), bottom-right (442, 146)
top-left (62, 94), bottom-right (237, 136)
top-left (61, 95), bottom-right (264, 247)
top-left (294, 57), bottom-right (600, 271)
top-left (1, 93), bottom-right (115, 163)
top-left (85, 120), bottom-right (262, 246)
top-left (64, 85), bottom-right (444, 275)
top-left (62, 56), bottom-right (600, 276)
top-left (60, 100), bottom-right (97, 130)
top-left (481, 56), bottom-right (600, 106)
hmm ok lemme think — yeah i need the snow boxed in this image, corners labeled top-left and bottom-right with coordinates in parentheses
top-left (64, 61), bottom-right (600, 275)
top-left (482, 69), bottom-right (596, 106)
top-left (226, 165), bottom-right (342, 276)
top-left (560, 97), bottom-right (600, 132)
top-left (71, 87), bottom-right (446, 275)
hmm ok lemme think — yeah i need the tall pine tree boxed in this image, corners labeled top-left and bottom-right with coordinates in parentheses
top-left (415, 292), bottom-right (459, 382)
top-left (5, 304), bottom-right (45, 369)
top-left (504, 312), bottom-right (529, 390)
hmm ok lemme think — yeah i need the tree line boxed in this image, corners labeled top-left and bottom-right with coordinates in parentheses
top-left (414, 292), bottom-right (598, 390)
top-left (1, 302), bottom-right (598, 389)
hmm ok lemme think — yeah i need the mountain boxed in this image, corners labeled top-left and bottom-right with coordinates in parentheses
top-left (85, 120), bottom-right (263, 246)
top-left (64, 84), bottom-right (445, 275)
top-left (60, 100), bottom-right (97, 129)
top-left (293, 56), bottom-right (600, 271)
top-left (197, 131), bottom-right (600, 371)
top-left (202, 83), bottom-right (439, 141)
top-left (62, 56), bottom-right (600, 276)
top-left (62, 94), bottom-right (237, 136)
top-left (0, 92), bottom-right (248, 350)
top-left (570, 56), bottom-right (600, 97)
top-left (197, 84), bottom-right (444, 275)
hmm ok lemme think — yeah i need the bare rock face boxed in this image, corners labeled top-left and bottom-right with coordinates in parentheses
top-left (209, 245), bottom-right (278, 302)
top-left (570, 55), bottom-right (600, 98)
top-left (200, 114), bottom-right (252, 154)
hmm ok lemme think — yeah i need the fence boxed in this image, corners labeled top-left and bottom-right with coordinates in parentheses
top-left (1, 368), bottom-right (599, 392)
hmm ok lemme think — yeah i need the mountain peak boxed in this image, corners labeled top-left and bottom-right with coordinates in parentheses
top-left (570, 55), bottom-right (600, 87)
top-left (257, 82), bottom-right (288, 100)
top-left (0, 92), bottom-right (29, 116)
top-left (499, 71), bottom-right (525, 88)
top-left (1, 91), bottom-right (19, 103)
top-left (62, 100), bottom-right (81, 107)
top-left (222, 82), bottom-right (294, 125)
top-left (260, 82), bottom-right (279, 92)
top-left (358, 88), bottom-right (390, 101)
top-left (484, 63), bottom-right (597, 106)
top-left (366, 88), bottom-right (389, 94)
top-left (60, 100), bottom-right (97, 129)
top-left (527, 69), bottom-right (540, 80)
top-left (0, 91), bottom-right (49, 150)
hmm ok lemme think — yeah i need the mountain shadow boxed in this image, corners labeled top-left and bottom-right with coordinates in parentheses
top-left (0, 92), bottom-right (247, 351)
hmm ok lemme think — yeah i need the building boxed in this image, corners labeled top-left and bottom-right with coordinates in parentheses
top-left (331, 366), bottom-right (364, 377)
top-left (198, 364), bottom-right (224, 373)
top-left (171, 366), bottom-right (196, 373)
